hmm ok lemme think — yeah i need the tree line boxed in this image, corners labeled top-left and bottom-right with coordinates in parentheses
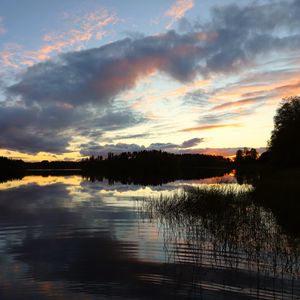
top-left (1, 96), bottom-right (300, 179)
top-left (234, 96), bottom-right (300, 166)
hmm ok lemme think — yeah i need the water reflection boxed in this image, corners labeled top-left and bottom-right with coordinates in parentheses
top-left (0, 174), bottom-right (299, 299)
top-left (144, 189), bottom-right (300, 299)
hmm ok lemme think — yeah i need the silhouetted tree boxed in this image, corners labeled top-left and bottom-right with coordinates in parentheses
top-left (268, 96), bottom-right (300, 165)
top-left (81, 150), bottom-right (232, 185)
top-left (235, 148), bottom-right (258, 165)
top-left (0, 156), bottom-right (26, 182)
top-left (258, 151), bottom-right (271, 164)
top-left (249, 148), bottom-right (258, 161)
top-left (235, 149), bottom-right (243, 164)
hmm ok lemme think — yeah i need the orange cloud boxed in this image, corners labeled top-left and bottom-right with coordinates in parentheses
top-left (213, 75), bottom-right (300, 100)
top-left (27, 9), bottom-right (116, 61)
top-left (92, 55), bottom-right (167, 98)
top-left (273, 80), bottom-right (300, 98)
top-left (180, 123), bottom-right (241, 132)
top-left (211, 76), bottom-right (300, 112)
top-left (0, 50), bottom-right (18, 68)
top-left (211, 99), bottom-right (259, 111)
top-left (166, 0), bottom-right (194, 28)
top-left (189, 147), bottom-right (266, 157)
top-left (0, 9), bottom-right (116, 69)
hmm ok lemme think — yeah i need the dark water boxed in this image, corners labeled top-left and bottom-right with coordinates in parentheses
top-left (0, 173), bottom-right (299, 299)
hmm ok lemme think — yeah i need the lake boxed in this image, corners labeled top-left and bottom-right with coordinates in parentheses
top-left (0, 172), bottom-right (299, 299)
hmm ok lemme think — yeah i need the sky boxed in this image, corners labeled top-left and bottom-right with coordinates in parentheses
top-left (0, 0), bottom-right (300, 161)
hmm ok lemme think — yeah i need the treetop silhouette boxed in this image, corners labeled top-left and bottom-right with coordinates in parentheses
top-left (268, 96), bottom-right (300, 165)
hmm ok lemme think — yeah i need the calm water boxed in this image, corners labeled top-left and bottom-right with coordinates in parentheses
top-left (0, 173), bottom-right (299, 299)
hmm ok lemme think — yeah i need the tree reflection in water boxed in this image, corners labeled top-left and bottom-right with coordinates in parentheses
top-left (143, 185), bottom-right (300, 299)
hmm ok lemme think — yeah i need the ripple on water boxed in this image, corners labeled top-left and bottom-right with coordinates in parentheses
top-left (0, 174), bottom-right (299, 299)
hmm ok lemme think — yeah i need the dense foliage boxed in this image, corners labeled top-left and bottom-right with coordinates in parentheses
top-left (268, 96), bottom-right (300, 165)
top-left (0, 151), bottom-right (232, 185)
top-left (0, 156), bottom-right (25, 182)
top-left (82, 150), bottom-right (232, 185)
top-left (83, 150), bottom-right (230, 171)
top-left (0, 156), bottom-right (25, 171)
top-left (235, 148), bottom-right (258, 165)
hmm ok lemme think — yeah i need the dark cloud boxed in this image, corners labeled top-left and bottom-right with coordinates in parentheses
top-left (77, 109), bottom-right (145, 139)
top-left (80, 142), bottom-right (145, 156)
top-left (80, 138), bottom-right (204, 156)
top-left (10, 0), bottom-right (300, 110)
top-left (194, 0), bottom-right (300, 74)
top-left (198, 106), bottom-right (260, 125)
top-left (3, 1), bottom-right (300, 154)
top-left (181, 138), bottom-right (204, 148)
top-left (89, 110), bottom-right (145, 131)
top-left (7, 32), bottom-right (204, 107)
top-left (0, 103), bottom-right (143, 154)
top-left (199, 112), bottom-right (240, 125)
top-left (148, 142), bottom-right (178, 150)
top-left (0, 105), bottom-right (75, 153)
top-left (183, 89), bottom-right (209, 106)
top-left (115, 133), bottom-right (150, 140)
top-left (80, 142), bottom-right (266, 158)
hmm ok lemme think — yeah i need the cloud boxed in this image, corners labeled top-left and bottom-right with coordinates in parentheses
top-left (147, 139), bottom-right (204, 150)
top-left (198, 112), bottom-right (238, 124)
top-left (148, 142), bottom-right (178, 150)
top-left (183, 89), bottom-right (210, 106)
top-left (194, 0), bottom-right (300, 75)
top-left (166, 0), bottom-right (194, 28)
top-left (0, 105), bottom-right (80, 153)
top-left (80, 142), bottom-right (145, 156)
top-left (7, 31), bottom-right (206, 107)
top-left (0, 103), bottom-right (143, 154)
top-left (210, 99), bottom-right (263, 112)
top-left (180, 124), bottom-right (241, 132)
top-left (30, 8), bottom-right (116, 61)
top-left (8, 0), bottom-right (300, 109)
top-left (77, 110), bottom-right (145, 138)
top-left (80, 141), bottom-right (267, 158)
top-left (181, 137), bottom-right (204, 148)
top-left (210, 77), bottom-right (300, 113)
top-left (0, 43), bottom-right (29, 70)
top-left (114, 133), bottom-right (150, 140)
top-left (89, 110), bottom-right (144, 131)
top-left (182, 147), bottom-right (267, 157)
top-left (3, 0), bottom-right (300, 155)
top-left (0, 9), bottom-right (116, 69)
top-left (80, 137), bottom-right (204, 156)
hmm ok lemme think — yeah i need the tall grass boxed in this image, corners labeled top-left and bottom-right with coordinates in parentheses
top-left (141, 183), bottom-right (300, 285)
top-left (143, 184), bottom-right (252, 219)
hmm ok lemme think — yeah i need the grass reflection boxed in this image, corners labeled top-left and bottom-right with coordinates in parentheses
top-left (143, 185), bottom-right (300, 298)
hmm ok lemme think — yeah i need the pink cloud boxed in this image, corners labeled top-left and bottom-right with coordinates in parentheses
top-left (166, 0), bottom-right (194, 28)
top-left (0, 44), bottom-right (25, 69)
top-left (180, 123), bottom-right (241, 132)
top-left (0, 9), bottom-right (117, 70)
top-left (210, 99), bottom-right (258, 111)
top-left (27, 9), bottom-right (116, 61)
top-left (0, 51), bottom-right (18, 68)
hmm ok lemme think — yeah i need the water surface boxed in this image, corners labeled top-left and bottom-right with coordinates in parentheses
top-left (0, 173), bottom-right (299, 299)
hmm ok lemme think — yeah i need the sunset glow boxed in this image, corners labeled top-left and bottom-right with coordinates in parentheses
top-left (1, 0), bottom-right (300, 160)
